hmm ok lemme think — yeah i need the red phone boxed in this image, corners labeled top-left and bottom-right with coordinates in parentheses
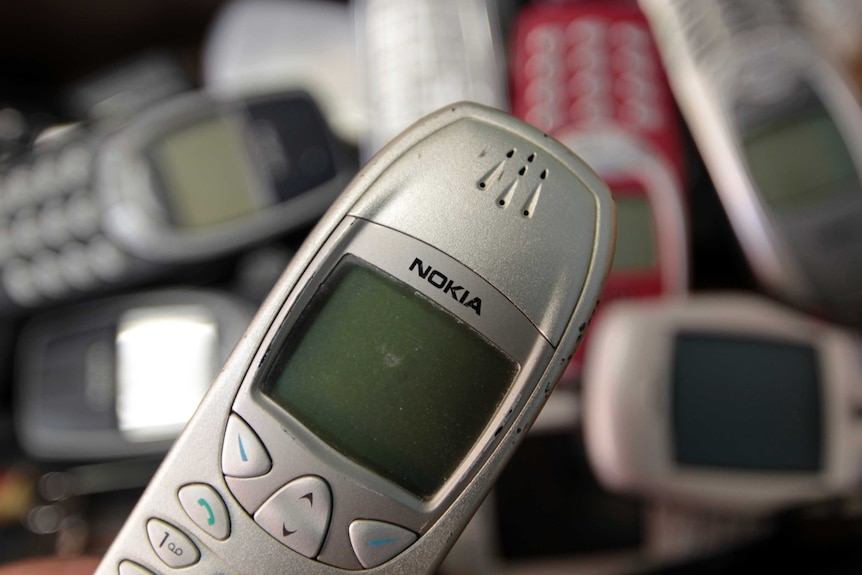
top-left (510, 0), bottom-right (689, 383)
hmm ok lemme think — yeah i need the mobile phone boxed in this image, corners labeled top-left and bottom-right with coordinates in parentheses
top-left (15, 289), bottom-right (254, 461)
top-left (353, 0), bottom-right (509, 161)
top-left (203, 0), bottom-right (363, 145)
top-left (510, 0), bottom-right (688, 380)
top-left (583, 294), bottom-right (862, 515)
top-left (0, 90), bottom-right (354, 314)
top-left (93, 102), bottom-right (614, 575)
top-left (639, 0), bottom-right (862, 321)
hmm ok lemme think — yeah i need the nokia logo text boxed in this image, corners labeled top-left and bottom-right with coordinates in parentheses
top-left (409, 258), bottom-right (482, 315)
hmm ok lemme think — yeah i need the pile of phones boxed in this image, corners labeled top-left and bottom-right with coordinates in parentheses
top-left (448, 1), bottom-right (862, 574)
top-left (0, 12), bottom-right (363, 562)
top-left (3, 0), bottom-right (862, 574)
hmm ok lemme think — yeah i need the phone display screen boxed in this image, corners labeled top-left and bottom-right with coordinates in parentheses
top-left (611, 194), bottom-right (657, 272)
top-left (150, 114), bottom-right (262, 228)
top-left (743, 95), bottom-right (860, 210)
top-left (672, 333), bottom-right (822, 472)
top-left (116, 305), bottom-right (220, 442)
top-left (260, 256), bottom-right (519, 499)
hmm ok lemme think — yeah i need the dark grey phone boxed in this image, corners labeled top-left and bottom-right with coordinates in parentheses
top-left (0, 90), bottom-right (354, 314)
top-left (15, 289), bottom-right (254, 460)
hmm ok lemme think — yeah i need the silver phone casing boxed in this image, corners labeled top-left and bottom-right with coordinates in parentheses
top-left (93, 102), bottom-right (614, 575)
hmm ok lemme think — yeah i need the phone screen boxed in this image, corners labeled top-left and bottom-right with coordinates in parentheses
top-left (149, 115), bottom-right (263, 228)
top-left (743, 94), bottom-right (859, 210)
top-left (260, 256), bottom-right (519, 499)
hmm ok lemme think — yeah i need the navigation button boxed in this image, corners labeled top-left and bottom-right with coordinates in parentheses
top-left (222, 414), bottom-right (271, 478)
top-left (254, 475), bottom-right (332, 558)
top-left (145, 518), bottom-right (200, 569)
top-left (349, 519), bottom-right (417, 568)
top-left (178, 483), bottom-right (231, 540)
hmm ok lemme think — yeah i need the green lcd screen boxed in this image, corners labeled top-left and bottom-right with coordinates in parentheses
top-left (743, 98), bottom-right (859, 210)
top-left (150, 115), bottom-right (262, 228)
top-left (611, 194), bottom-right (656, 272)
top-left (260, 256), bottom-right (519, 499)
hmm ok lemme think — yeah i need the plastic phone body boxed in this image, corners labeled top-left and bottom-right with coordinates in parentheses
top-left (510, 1), bottom-right (688, 380)
top-left (353, 0), bottom-right (509, 161)
top-left (584, 294), bottom-right (862, 515)
top-left (640, 0), bottom-right (862, 321)
top-left (15, 289), bottom-right (254, 461)
top-left (203, 0), bottom-right (362, 144)
top-left (0, 90), bottom-right (353, 314)
top-left (92, 102), bottom-right (614, 575)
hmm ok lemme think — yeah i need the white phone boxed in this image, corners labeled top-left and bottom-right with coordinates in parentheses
top-left (584, 294), bottom-right (862, 515)
top-left (639, 0), bottom-right (862, 321)
top-left (93, 102), bottom-right (614, 575)
top-left (353, 0), bottom-right (509, 161)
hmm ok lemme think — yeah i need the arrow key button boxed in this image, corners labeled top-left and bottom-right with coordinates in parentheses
top-left (222, 414), bottom-right (271, 478)
top-left (349, 519), bottom-right (417, 568)
top-left (254, 476), bottom-right (332, 558)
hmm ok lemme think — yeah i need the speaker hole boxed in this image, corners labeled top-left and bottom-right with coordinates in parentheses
top-left (527, 153), bottom-right (536, 162)
top-left (540, 169), bottom-right (548, 179)
top-left (519, 166), bottom-right (527, 176)
top-left (506, 149), bottom-right (515, 158)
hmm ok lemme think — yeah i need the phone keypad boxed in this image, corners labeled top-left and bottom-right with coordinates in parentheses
top-left (222, 412), bottom-right (419, 569)
top-left (513, 4), bottom-right (674, 148)
top-left (520, 16), bottom-right (663, 133)
top-left (0, 137), bottom-right (132, 309)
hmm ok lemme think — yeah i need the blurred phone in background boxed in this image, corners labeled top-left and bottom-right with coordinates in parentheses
top-left (353, 0), bottom-right (509, 161)
top-left (0, 89), bottom-right (355, 315)
top-left (15, 289), bottom-right (254, 461)
top-left (510, 0), bottom-right (689, 383)
top-left (797, 0), bottom-right (862, 90)
top-left (61, 51), bottom-right (193, 124)
top-left (640, 0), bottom-right (862, 324)
top-left (203, 0), bottom-right (364, 146)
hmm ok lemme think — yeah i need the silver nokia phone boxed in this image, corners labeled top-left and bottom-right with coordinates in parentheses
top-left (93, 102), bottom-right (614, 575)
top-left (639, 0), bottom-right (862, 321)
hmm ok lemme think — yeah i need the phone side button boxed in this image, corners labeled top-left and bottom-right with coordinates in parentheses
top-left (118, 560), bottom-right (159, 575)
top-left (348, 519), bottom-right (417, 569)
top-left (145, 518), bottom-right (201, 569)
top-left (178, 483), bottom-right (231, 540)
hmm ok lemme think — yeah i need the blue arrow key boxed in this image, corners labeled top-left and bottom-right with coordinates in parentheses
top-left (349, 520), bottom-right (417, 568)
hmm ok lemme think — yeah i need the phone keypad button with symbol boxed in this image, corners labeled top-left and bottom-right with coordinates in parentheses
top-left (254, 475), bottom-right (332, 558)
top-left (222, 413), bottom-right (271, 478)
top-left (145, 518), bottom-right (200, 569)
top-left (349, 519), bottom-right (417, 568)
top-left (178, 483), bottom-right (231, 540)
